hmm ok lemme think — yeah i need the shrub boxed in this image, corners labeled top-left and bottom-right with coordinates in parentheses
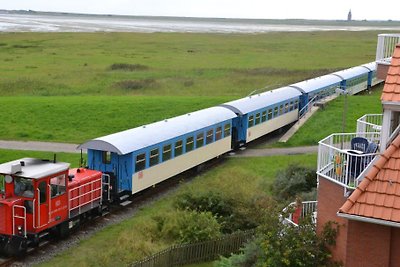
top-left (272, 164), bottom-right (317, 201)
top-left (113, 79), bottom-right (155, 90)
top-left (153, 210), bottom-right (221, 243)
top-left (109, 63), bottom-right (148, 71)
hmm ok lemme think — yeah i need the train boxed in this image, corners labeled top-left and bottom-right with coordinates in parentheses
top-left (0, 61), bottom-right (381, 255)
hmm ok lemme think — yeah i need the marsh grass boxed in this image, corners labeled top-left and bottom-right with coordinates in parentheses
top-left (109, 63), bottom-right (149, 71)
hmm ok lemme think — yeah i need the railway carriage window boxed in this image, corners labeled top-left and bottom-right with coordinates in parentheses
top-left (38, 181), bottom-right (47, 204)
top-left (273, 107), bottom-right (278, 117)
top-left (261, 111), bottom-right (267, 122)
top-left (150, 148), bottom-right (159, 167)
top-left (294, 100), bottom-right (299, 109)
top-left (196, 133), bottom-right (204, 148)
top-left (268, 109), bottom-right (273, 120)
top-left (206, 129), bottom-right (213, 145)
top-left (174, 140), bottom-right (183, 157)
top-left (215, 126), bottom-right (222, 141)
top-left (162, 144), bottom-right (172, 162)
top-left (50, 174), bottom-right (66, 198)
top-left (285, 103), bottom-right (289, 113)
top-left (289, 101), bottom-right (294, 111)
top-left (248, 115), bottom-right (254, 128)
top-left (135, 153), bottom-right (146, 172)
top-left (255, 113), bottom-right (261, 125)
top-left (102, 151), bottom-right (111, 164)
top-left (279, 105), bottom-right (283, 115)
top-left (224, 124), bottom-right (231, 137)
top-left (186, 137), bottom-right (194, 152)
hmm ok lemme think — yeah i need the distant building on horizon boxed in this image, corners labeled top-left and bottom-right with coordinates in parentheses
top-left (347, 9), bottom-right (352, 21)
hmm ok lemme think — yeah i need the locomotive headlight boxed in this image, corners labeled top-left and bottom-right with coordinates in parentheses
top-left (17, 225), bottom-right (22, 234)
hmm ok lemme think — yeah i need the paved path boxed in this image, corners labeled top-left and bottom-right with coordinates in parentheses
top-left (0, 140), bottom-right (318, 157)
top-left (0, 140), bottom-right (80, 153)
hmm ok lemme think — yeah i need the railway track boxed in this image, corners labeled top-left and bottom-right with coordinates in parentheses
top-left (0, 256), bottom-right (13, 267)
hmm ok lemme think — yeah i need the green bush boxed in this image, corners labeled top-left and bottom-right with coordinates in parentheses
top-left (153, 210), bottom-right (221, 243)
top-left (272, 164), bottom-right (317, 201)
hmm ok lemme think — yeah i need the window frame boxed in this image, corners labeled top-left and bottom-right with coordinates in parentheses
top-left (149, 148), bottom-right (159, 167)
top-left (248, 115), bottom-right (254, 128)
top-left (135, 153), bottom-right (146, 172)
top-left (174, 140), bottom-right (183, 157)
top-left (186, 136), bottom-right (194, 152)
top-left (196, 132), bottom-right (204, 148)
top-left (102, 151), bottom-right (111, 164)
top-left (206, 129), bottom-right (214, 145)
top-left (215, 126), bottom-right (222, 141)
top-left (224, 123), bottom-right (231, 137)
top-left (162, 144), bottom-right (172, 162)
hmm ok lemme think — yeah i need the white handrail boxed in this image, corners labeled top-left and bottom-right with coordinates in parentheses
top-left (12, 205), bottom-right (27, 238)
top-left (69, 178), bottom-right (102, 217)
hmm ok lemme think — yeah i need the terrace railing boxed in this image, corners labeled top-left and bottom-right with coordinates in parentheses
top-left (317, 132), bottom-right (380, 189)
top-left (376, 34), bottom-right (400, 65)
top-left (356, 114), bottom-right (382, 134)
top-left (282, 201), bottom-right (317, 227)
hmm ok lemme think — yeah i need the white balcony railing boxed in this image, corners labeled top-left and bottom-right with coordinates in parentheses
top-left (356, 114), bottom-right (382, 134)
top-left (317, 132), bottom-right (380, 189)
top-left (376, 34), bottom-right (400, 65)
top-left (282, 201), bottom-right (317, 227)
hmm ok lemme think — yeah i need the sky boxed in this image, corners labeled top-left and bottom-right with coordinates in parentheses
top-left (0, 0), bottom-right (398, 21)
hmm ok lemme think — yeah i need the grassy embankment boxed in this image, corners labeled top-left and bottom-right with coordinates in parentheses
top-left (38, 154), bottom-right (317, 267)
top-left (0, 31), bottom-right (383, 144)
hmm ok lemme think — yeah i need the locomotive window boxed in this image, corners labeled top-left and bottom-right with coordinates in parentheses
top-left (102, 151), bottom-right (111, 164)
top-left (186, 137), bottom-right (194, 152)
top-left (255, 113), bottom-right (261, 125)
top-left (224, 124), bottom-right (231, 137)
top-left (215, 126), bottom-right (222, 140)
top-left (50, 174), bottom-right (66, 198)
top-left (261, 111), bottom-right (267, 122)
top-left (206, 129), bottom-right (213, 145)
top-left (38, 181), bottom-right (47, 204)
top-left (0, 175), bottom-right (4, 194)
top-left (135, 153), bottom-right (146, 172)
top-left (14, 177), bottom-right (34, 198)
top-left (285, 103), bottom-right (289, 113)
top-left (150, 148), bottom-right (159, 167)
top-left (162, 144), bottom-right (172, 162)
top-left (196, 133), bottom-right (204, 148)
top-left (248, 115), bottom-right (254, 128)
top-left (268, 109), bottom-right (273, 120)
top-left (174, 140), bottom-right (183, 157)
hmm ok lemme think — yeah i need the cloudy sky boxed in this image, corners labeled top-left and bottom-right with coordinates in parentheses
top-left (1, 0), bottom-right (398, 21)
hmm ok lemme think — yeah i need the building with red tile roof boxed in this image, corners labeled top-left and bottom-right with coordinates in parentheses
top-left (316, 43), bottom-right (400, 266)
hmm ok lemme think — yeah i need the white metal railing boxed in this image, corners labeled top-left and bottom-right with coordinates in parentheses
top-left (69, 178), bottom-right (102, 217)
top-left (298, 95), bottom-right (319, 121)
top-left (12, 205), bottom-right (26, 237)
top-left (356, 114), bottom-right (382, 134)
top-left (282, 201), bottom-right (317, 227)
top-left (376, 34), bottom-right (400, 64)
top-left (317, 132), bottom-right (380, 189)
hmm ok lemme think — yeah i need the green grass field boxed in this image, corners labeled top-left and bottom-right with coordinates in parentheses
top-left (0, 31), bottom-right (385, 144)
top-left (37, 153), bottom-right (317, 267)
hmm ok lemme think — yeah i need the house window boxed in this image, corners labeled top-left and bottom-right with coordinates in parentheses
top-left (215, 126), bottom-right (222, 140)
top-left (224, 123), bottom-right (231, 137)
top-left (206, 129), bottom-right (213, 144)
top-left (186, 136), bottom-right (194, 152)
top-left (102, 151), bottom-right (111, 164)
top-left (196, 133), bottom-right (204, 148)
top-left (248, 115), bottom-right (254, 128)
top-left (255, 113), bottom-right (261, 125)
top-left (261, 111), bottom-right (267, 122)
top-left (162, 144), bottom-right (172, 162)
top-left (175, 140), bottom-right (183, 157)
top-left (50, 174), bottom-right (66, 198)
top-left (150, 148), bottom-right (159, 167)
top-left (135, 153), bottom-right (146, 172)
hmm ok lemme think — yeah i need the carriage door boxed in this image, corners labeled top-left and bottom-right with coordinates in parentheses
top-left (36, 179), bottom-right (49, 229)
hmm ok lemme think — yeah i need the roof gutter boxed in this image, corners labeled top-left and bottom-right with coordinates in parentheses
top-left (337, 212), bottom-right (400, 228)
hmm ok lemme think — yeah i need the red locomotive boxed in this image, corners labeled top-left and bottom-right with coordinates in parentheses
top-left (0, 158), bottom-right (110, 255)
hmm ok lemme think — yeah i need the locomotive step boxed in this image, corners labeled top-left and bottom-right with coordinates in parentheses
top-left (120, 200), bottom-right (132, 207)
top-left (119, 194), bottom-right (130, 201)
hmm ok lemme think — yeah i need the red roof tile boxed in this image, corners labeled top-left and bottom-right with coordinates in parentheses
top-left (382, 44), bottom-right (400, 102)
top-left (339, 134), bottom-right (400, 224)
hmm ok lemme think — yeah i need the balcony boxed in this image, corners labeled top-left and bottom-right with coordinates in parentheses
top-left (356, 114), bottom-right (382, 134)
top-left (317, 132), bottom-right (380, 189)
top-left (376, 34), bottom-right (400, 65)
top-left (282, 201), bottom-right (317, 227)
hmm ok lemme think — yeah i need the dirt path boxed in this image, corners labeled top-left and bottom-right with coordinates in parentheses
top-left (0, 140), bottom-right (318, 157)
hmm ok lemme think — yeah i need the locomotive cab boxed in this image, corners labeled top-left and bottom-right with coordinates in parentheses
top-left (0, 158), bottom-right (70, 255)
